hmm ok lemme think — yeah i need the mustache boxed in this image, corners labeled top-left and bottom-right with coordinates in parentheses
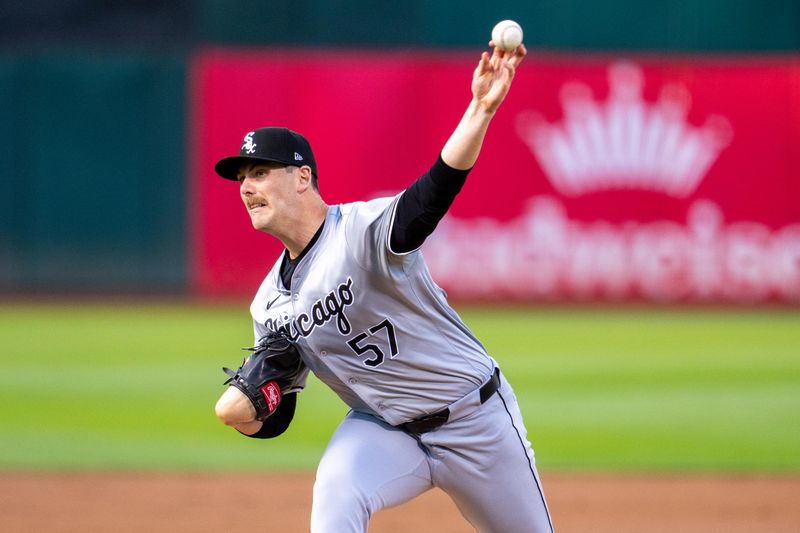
top-left (244, 196), bottom-right (267, 209)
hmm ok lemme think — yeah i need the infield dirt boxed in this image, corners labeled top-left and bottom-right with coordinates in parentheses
top-left (2, 472), bottom-right (799, 532)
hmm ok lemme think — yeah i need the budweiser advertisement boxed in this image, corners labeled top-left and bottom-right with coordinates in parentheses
top-left (191, 50), bottom-right (800, 303)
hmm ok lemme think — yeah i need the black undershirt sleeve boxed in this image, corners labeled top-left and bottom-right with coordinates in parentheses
top-left (238, 392), bottom-right (297, 439)
top-left (390, 154), bottom-right (471, 254)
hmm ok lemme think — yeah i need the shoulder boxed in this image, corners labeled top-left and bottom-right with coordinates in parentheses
top-left (339, 196), bottom-right (397, 220)
top-left (338, 195), bottom-right (402, 269)
top-left (340, 196), bottom-right (401, 235)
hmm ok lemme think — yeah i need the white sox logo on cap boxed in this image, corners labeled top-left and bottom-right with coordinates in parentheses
top-left (242, 131), bottom-right (257, 154)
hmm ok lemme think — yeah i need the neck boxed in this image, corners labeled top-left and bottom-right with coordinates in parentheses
top-left (280, 201), bottom-right (328, 259)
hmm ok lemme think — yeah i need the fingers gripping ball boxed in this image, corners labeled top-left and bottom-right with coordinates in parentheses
top-left (491, 20), bottom-right (523, 51)
top-left (222, 332), bottom-right (304, 421)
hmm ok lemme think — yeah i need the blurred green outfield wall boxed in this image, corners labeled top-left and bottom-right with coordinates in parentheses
top-left (1, 0), bottom-right (799, 293)
top-left (0, 52), bottom-right (186, 292)
top-left (197, 0), bottom-right (800, 51)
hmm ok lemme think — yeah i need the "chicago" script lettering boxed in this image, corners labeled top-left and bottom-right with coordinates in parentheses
top-left (265, 277), bottom-right (355, 339)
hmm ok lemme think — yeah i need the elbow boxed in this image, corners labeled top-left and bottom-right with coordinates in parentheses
top-left (214, 397), bottom-right (236, 426)
top-left (214, 387), bottom-right (255, 426)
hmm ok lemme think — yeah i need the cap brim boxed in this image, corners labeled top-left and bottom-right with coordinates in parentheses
top-left (214, 155), bottom-right (288, 181)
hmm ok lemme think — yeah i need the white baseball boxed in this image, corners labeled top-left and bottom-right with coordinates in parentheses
top-left (491, 20), bottom-right (523, 51)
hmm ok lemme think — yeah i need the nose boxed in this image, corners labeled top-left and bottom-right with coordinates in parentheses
top-left (239, 176), bottom-right (255, 194)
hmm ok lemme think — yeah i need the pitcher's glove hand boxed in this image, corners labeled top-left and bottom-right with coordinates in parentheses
top-left (222, 332), bottom-right (304, 421)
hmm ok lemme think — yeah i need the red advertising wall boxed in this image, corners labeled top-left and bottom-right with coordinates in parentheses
top-left (190, 49), bottom-right (800, 303)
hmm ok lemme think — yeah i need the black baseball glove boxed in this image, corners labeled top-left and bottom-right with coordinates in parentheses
top-left (222, 331), bottom-right (304, 421)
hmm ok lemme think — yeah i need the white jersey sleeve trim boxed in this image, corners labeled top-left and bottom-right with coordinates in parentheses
top-left (386, 190), bottom-right (421, 257)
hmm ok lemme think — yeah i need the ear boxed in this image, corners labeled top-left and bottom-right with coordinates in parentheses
top-left (296, 166), bottom-right (313, 193)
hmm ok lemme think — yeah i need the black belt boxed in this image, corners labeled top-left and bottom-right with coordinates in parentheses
top-left (399, 368), bottom-right (501, 434)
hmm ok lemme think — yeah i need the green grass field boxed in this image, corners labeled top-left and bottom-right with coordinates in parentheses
top-left (1, 302), bottom-right (798, 473)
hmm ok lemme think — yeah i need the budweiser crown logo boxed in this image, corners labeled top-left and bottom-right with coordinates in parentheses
top-left (515, 61), bottom-right (733, 198)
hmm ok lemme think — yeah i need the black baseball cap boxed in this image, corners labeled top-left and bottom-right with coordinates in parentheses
top-left (214, 127), bottom-right (317, 180)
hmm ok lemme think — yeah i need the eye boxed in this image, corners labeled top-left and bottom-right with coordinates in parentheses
top-left (255, 168), bottom-right (268, 177)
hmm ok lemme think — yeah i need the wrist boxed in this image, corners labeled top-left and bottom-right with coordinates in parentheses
top-left (469, 97), bottom-right (497, 120)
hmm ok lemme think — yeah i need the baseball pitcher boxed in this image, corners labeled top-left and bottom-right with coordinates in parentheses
top-left (214, 40), bottom-right (554, 532)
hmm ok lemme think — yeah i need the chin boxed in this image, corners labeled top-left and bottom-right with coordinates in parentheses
top-left (250, 217), bottom-right (271, 233)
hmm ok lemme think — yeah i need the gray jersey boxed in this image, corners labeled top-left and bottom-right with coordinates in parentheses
top-left (250, 195), bottom-right (495, 425)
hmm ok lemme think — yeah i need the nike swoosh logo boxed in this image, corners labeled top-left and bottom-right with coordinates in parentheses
top-left (266, 294), bottom-right (281, 310)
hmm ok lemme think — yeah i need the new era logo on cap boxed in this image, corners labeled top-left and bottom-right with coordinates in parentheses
top-left (294, 152), bottom-right (303, 161)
